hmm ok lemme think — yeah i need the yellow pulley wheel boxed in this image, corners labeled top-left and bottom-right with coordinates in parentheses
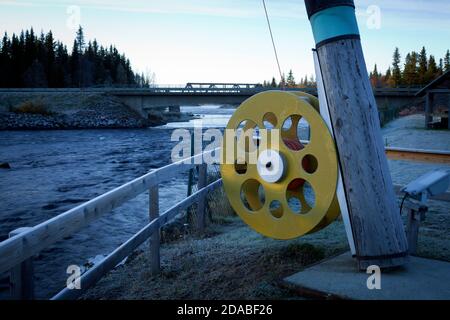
top-left (220, 90), bottom-right (339, 240)
top-left (290, 91), bottom-right (341, 234)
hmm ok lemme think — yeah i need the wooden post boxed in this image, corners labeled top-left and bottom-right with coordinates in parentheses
top-left (9, 227), bottom-right (34, 300)
top-left (305, 0), bottom-right (409, 269)
top-left (149, 185), bottom-right (160, 274)
top-left (187, 132), bottom-right (195, 197)
top-left (196, 164), bottom-right (208, 232)
top-left (447, 95), bottom-right (450, 130)
top-left (405, 202), bottom-right (427, 255)
top-left (425, 92), bottom-right (433, 129)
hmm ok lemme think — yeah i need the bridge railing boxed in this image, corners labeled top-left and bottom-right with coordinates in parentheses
top-left (0, 148), bottom-right (222, 300)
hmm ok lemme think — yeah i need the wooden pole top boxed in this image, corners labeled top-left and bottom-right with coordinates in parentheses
top-left (305, 0), bottom-right (355, 19)
top-left (304, 0), bottom-right (360, 48)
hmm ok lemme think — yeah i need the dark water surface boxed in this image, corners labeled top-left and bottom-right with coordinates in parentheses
top-left (0, 105), bottom-right (234, 299)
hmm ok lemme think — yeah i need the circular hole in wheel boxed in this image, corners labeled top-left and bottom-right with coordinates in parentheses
top-left (302, 181), bottom-right (316, 214)
top-left (287, 197), bottom-right (302, 214)
top-left (281, 115), bottom-right (311, 151)
top-left (240, 179), bottom-right (265, 212)
top-left (287, 179), bottom-right (305, 214)
top-left (236, 120), bottom-right (259, 152)
top-left (302, 154), bottom-right (318, 174)
top-left (263, 112), bottom-right (277, 130)
top-left (287, 178), bottom-right (305, 190)
top-left (234, 159), bottom-right (247, 175)
top-left (286, 179), bottom-right (315, 214)
top-left (269, 200), bottom-right (283, 218)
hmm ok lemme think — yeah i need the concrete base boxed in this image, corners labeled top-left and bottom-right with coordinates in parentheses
top-left (284, 252), bottom-right (450, 300)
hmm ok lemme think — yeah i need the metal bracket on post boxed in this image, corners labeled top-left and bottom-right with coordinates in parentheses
top-left (313, 49), bottom-right (356, 256)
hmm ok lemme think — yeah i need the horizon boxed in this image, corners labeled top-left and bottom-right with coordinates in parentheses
top-left (1, 0), bottom-right (450, 84)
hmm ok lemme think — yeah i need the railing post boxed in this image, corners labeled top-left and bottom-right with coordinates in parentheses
top-left (149, 185), bottom-right (161, 275)
top-left (9, 227), bottom-right (34, 300)
top-left (405, 201), bottom-right (427, 255)
top-left (187, 131), bottom-right (195, 197)
top-left (196, 164), bottom-right (208, 232)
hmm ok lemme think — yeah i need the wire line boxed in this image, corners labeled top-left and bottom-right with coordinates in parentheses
top-left (262, 0), bottom-right (284, 88)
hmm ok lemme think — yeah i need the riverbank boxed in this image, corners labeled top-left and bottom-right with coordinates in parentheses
top-left (0, 92), bottom-right (195, 129)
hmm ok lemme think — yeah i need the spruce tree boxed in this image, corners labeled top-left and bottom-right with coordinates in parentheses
top-left (392, 47), bottom-right (402, 87)
top-left (418, 46), bottom-right (428, 84)
top-left (279, 73), bottom-right (286, 88)
top-left (286, 69), bottom-right (295, 87)
top-left (445, 50), bottom-right (450, 72)
top-left (44, 31), bottom-right (55, 86)
top-left (76, 26), bottom-right (85, 54)
top-left (425, 55), bottom-right (438, 83)
top-left (270, 77), bottom-right (277, 87)
top-left (370, 64), bottom-right (380, 87)
top-left (403, 52), bottom-right (418, 86)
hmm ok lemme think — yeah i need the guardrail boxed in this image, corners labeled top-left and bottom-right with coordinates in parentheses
top-left (0, 149), bottom-right (222, 300)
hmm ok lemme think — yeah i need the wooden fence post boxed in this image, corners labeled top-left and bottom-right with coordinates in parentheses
top-left (405, 202), bottom-right (427, 255)
top-left (9, 227), bottom-right (34, 300)
top-left (149, 185), bottom-right (161, 274)
top-left (196, 164), bottom-right (208, 232)
top-left (304, 0), bottom-right (409, 269)
top-left (425, 92), bottom-right (434, 129)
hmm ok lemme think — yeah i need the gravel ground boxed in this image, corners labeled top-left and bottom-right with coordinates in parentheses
top-left (383, 114), bottom-right (450, 150)
top-left (0, 92), bottom-right (194, 129)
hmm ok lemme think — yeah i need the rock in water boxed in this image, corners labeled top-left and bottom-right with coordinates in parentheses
top-left (0, 162), bottom-right (11, 169)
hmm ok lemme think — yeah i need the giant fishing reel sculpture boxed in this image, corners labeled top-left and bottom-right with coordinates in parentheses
top-left (220, 91), bottom-right (340, 239)
top-left (218, 0), bottom-right (408, 268)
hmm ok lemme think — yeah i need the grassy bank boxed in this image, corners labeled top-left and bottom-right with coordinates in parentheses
top-left (81, 187), bottom-right (449, 300)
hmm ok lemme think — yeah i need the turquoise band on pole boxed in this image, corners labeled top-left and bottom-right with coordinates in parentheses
top-left (310, 6), bottom-right (360, 46)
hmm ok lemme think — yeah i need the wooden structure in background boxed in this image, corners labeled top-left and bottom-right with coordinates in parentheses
top-left (416, 71), bottom-right (450, 129)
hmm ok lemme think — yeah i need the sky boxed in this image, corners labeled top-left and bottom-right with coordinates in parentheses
top-left (1, 0), bottom-right (450, 84)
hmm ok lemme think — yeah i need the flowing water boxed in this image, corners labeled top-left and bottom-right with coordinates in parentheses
top-left (0, 105), bottom-right (234, 299)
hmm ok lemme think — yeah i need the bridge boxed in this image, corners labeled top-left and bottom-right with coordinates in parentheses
top-left (109, 84), bottom-right (420, 118)
top-left (0, 84), bottom-right (420, 118)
